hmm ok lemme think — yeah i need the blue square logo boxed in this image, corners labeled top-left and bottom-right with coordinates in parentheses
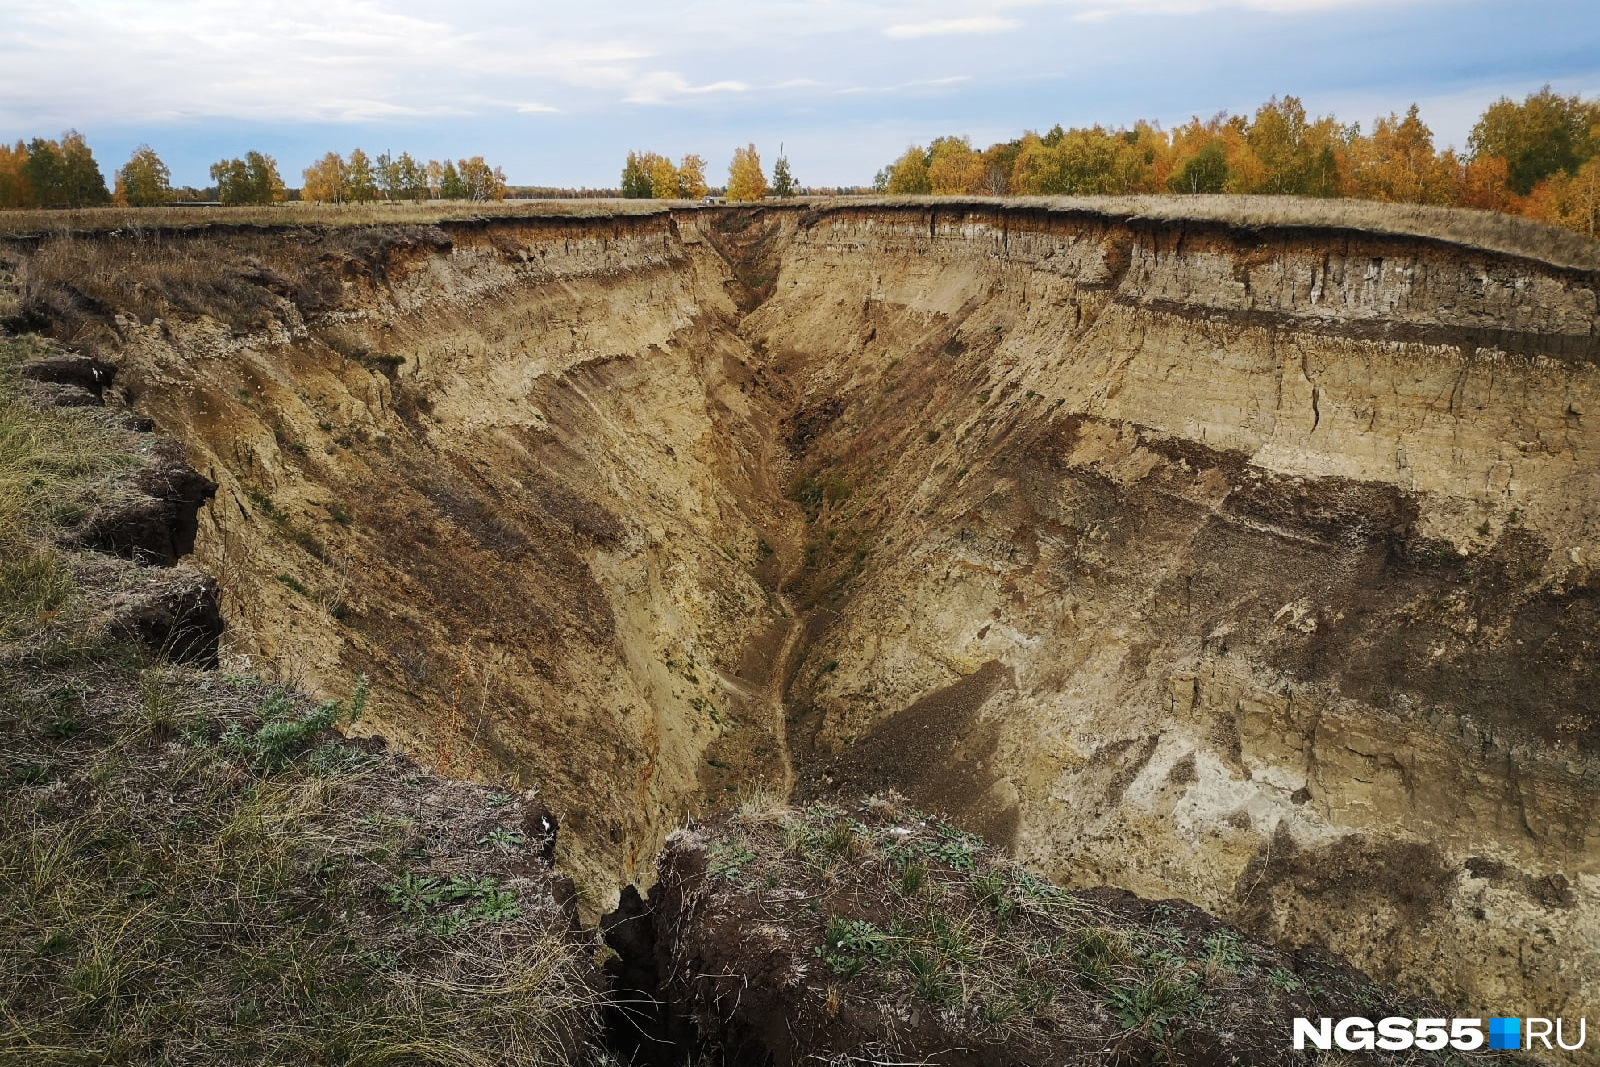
top-left (1487, 1017), bottom-right (1521, 1050)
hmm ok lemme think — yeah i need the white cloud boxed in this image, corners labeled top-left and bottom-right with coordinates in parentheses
top-left (623, 73), bottom-right (750, 105)
top-left (515, 103), bottom-right (561, 114)
top-left (1064, 0), bottom-right (1392, 16)
top-left (885, 16), bottom-right (1021, 38)
top-left (836, 75), bottom-right (974, 95)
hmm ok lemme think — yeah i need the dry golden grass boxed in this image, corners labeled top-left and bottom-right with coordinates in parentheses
top-left (0, 197), bottom-right (675, 237)
top-left (0, 337), bottom-right (138, 641)
top-left (0, 339), bottom-right (606, 1065)
top-left (1, 194), bottom-right (1594, 270)
top-left (859, 193), bottom-right (1600, 271)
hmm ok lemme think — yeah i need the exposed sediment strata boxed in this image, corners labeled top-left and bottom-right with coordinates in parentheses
top-left (751, 205), bottom-right (1600, 1029)
top-left (5, 199), bottom-right (1596, 1043)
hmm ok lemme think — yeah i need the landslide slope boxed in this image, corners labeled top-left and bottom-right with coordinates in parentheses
top-left (5, 197), bottom-right (1596, 1029)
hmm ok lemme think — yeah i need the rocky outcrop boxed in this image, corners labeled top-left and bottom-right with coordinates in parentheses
top-left (6, 200), bottom-right (1594, 1045)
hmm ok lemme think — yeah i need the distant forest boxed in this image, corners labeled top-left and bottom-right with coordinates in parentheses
top-left (874, 87), bottom-right (1600, 237)
top-left (1, 86), bottom-right (1596, 237)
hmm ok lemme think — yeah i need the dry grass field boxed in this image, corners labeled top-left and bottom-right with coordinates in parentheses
top-left (0, 194), bottom-right (1594, 271)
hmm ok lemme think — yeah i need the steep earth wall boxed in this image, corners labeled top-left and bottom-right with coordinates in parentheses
top-left (750, 205), bottom-right (1600, 1025)
top-left (5, 200), bottom-right (1596, 1031)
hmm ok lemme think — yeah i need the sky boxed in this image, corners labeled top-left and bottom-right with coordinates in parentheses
top-left (2, 0), bottom-right (1598, 189)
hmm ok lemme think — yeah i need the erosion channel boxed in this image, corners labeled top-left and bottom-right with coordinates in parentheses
top-left (8, 198), bottom-right (1598, 1033)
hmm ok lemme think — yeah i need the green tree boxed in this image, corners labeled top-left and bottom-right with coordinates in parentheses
top-left (210, 152), bottom-right (285, 206)
top-left (1469, 85), bottom-right (1600, 196)
top-left (115, 145), bottom-right (172, 207)
top-left (771, 153), bottom-right (797, 197)
top-left (621, 151), bottom-right (653, 198)
top-left (439, 160), bottom-right (466, 199)
top-left (726, 144), bottom-right (768, 201)
top-left (58, 132), bottom-right (111, 207)
top-left (23, 138), bottom-right (67, 207)
top-left (395, 152), bottom-right (428, 201)
top-left (22, 133), bottom-right (111, 208)
top-left (1167, 140), bottom-right (1229, 194)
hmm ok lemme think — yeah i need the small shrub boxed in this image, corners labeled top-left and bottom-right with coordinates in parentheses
top-left (820, 916), bottom-right (892, 978)
top-left (221, 677), bottom-right (367, 770)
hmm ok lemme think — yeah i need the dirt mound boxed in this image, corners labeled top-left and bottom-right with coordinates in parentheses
top-left (632, 798), bottom-right (1523, 1067)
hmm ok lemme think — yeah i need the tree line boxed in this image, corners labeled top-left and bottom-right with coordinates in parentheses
top-left (300, 150), bottom-right (507, 204)
top-left (0, 136), bottom-right (510, 209)
top-left (620, 144), bottom-right (797, 201)
top-left (875, 87), bottom-right (1600, 237)
top-left (0, 132), bottom-right (113, 209)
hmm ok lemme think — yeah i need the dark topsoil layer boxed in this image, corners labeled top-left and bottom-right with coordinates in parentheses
top-left (613, 797), bottom-right (1535, 1067)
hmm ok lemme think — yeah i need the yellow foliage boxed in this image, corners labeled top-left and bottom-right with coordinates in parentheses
top-left (678, 155), bottom-right (709, 199)
top-left (886, 146), bottom-right (930, 195)
top-left (727, 144), bottom-right (768, 201)
top-left (301, 152), bottom-right (348, 205)
top-left (927, 137), bottom-right (983, 195)
top-left (649, 156), bottom-right (681, 199)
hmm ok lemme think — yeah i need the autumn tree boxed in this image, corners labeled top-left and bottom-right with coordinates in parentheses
top-left (1526, 156), bottom-right (1600, 238)
top-left (1345, 105), bottom-right (1457, 204)
top-left (726, 144), bottom-right (768, 201)
top-left (1469, 85), bottom-right (1600, 196)
top-left (885, 146), bottom-right (930, 194)
top-left (113, 145), bottom-right (171, 207)
top-left (1455, 154), bottom-right (1514, 212)
top-left (927, 136), bottom-right (983, 195)
top-left (458, 157), bottom-right (507, 201)
top-left (301, 152), bottom-right (348, 204)
top-left (979, 141), bottom-right (1023, 195)
top-left (648, 154), bottom-right (681, 199)
top-left (1240, 97), bottom-right (1342, 197)
top-left (0, 141), bottom-right (27, 209)
top-left (677, 154), bottom-right (709, 199)
top-left (1010, 126), bottom-right (1153, 196)
top-left (345, 149), bottom-right (379, 203)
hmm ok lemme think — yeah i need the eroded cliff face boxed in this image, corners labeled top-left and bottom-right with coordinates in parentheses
top-left (749, 206), bottom-right (1600, 1024)
top-left (7, 200), bottom-right (1596, 1030)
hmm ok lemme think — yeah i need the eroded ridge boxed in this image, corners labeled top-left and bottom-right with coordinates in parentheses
top-left (4, 199), bottom-right (1596, 1027)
